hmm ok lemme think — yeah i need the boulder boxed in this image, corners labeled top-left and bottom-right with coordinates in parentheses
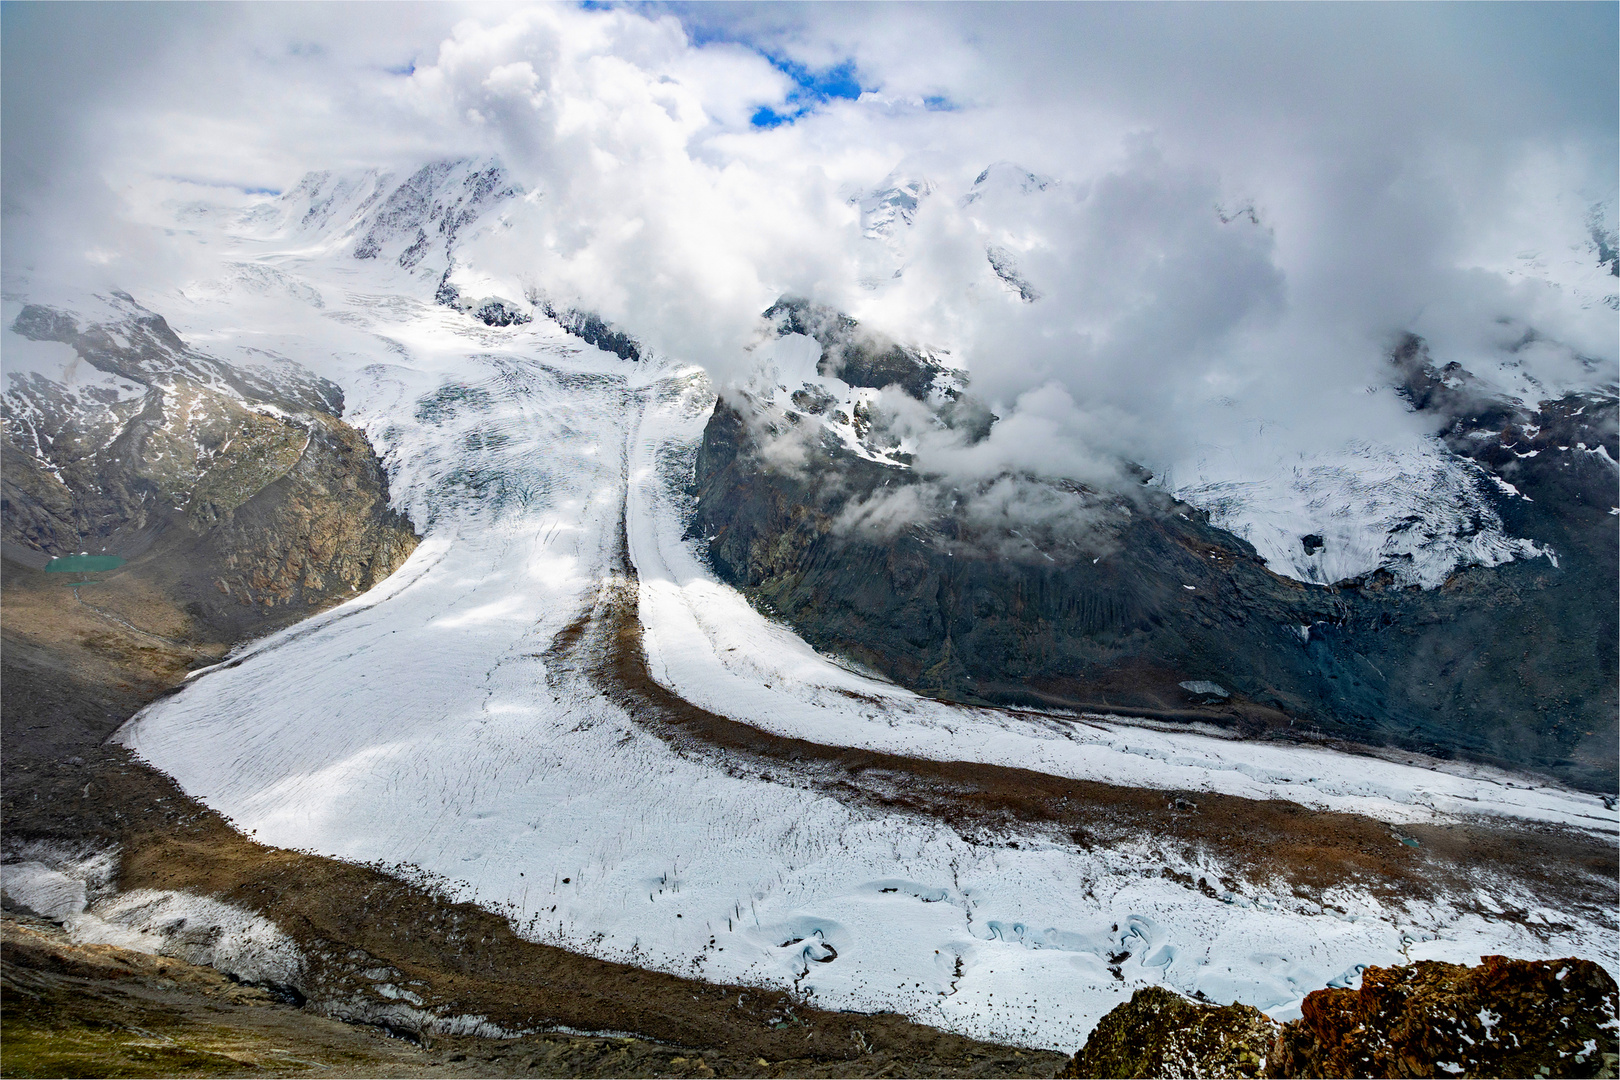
top-left (1271, 956), bottom-right (1619, 1079)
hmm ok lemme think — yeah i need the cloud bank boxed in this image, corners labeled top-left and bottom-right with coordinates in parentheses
top-left (4, 2), bottom-right (1615, 531)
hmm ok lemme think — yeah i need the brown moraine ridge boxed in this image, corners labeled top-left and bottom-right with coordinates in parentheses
top-left (557, 521), bottom-right (1614, 918)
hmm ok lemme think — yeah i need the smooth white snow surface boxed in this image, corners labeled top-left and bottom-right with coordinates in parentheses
top-left (0, 171), bottom-right (1585, 1049)
top-left (1164, 437), bottom-right (1555, 588)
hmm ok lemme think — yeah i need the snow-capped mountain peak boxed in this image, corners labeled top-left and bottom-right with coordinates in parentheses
top-left (961, 161), bottom-right (1055, 205)
top-left (851, 171), bottom-right (935, 240)
top-left (262, 158), bottom-right (522, 276)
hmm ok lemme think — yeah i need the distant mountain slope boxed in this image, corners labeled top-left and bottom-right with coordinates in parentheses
top-left (2, 292), bottom-right (417, 641)
top-left (690, 301), bottom-right (1618, 791)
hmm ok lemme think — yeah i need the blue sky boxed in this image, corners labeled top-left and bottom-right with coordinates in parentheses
top-left (748, 56), bottom-right (864, 128)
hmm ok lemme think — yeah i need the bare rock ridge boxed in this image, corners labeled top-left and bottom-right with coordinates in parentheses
top-left (2, 293), bottom-right (418, 641)
top-left (689, 297), bottom-right (1619, 791)
top-left (540, 303), bottom-right (641, 361)
top-left (1061, 956), bottom-right (1620, 1079)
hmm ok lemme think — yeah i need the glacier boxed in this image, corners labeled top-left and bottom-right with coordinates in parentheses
top-left (4, 160), bottom-right (1606, 1050)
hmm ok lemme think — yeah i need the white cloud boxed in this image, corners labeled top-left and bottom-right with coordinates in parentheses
top-left (3, 1), bottom-right (1614, 511)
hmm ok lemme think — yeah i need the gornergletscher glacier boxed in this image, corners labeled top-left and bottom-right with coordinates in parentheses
top-left (6, 158), bottom-right (1616, 1051)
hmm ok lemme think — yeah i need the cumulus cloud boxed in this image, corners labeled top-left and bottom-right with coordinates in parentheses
top-left (391, 5), bottom-right (863, 373)
top-left (4, 1), bottom-right (1615, 523)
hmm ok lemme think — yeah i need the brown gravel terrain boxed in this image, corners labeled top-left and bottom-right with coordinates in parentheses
top-left (3, 912), bottom-right (1066, 1079)
top-left (5, 911), bottom-right (451, 1079)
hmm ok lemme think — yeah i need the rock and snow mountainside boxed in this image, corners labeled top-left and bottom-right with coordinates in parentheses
top-left (5, 158), bottom-right (1615, 1054)
top-left (269, 160), bottom-right (639, 353)
top-left (689, 296), bottom-right (1618, 791)
top-left (845, 163), bottom-right (1618, 590)
top-left (683, 165), bottom-right (1619, 791)
top-left (1, 291), bottom-right (417, 640)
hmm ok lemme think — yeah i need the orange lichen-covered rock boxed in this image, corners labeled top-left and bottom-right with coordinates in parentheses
top-left (1058, 985), bottom-right (1281, 1078)
top-left (1270, 955), bottom-right (1618, 1079)
top-left (1061, 957), bottom-right (1618, 1079)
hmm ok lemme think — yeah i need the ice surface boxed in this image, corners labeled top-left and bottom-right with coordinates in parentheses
top-left (1166, 438), bottom-right (1553, 588)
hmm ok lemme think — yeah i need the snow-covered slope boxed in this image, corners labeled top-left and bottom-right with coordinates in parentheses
top-left (854, 171), bottom-right (936, 241)
top-left (79, 163), bottom-right (1614, 1050)
top-left (1164, 439), bottom-right (1554, 588)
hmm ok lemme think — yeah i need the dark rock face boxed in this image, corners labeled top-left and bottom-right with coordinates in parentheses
top-left (1058, 985), bottom-right (1278, 1078)
top-left (762, 297), bottom-right (944, 398)
top-left (2, 296), bottom-right (419, 641)
top-left (689, 314), bottom-right (1618, 790)
top-left (474, 299), bottom-right (532, 327)
top-left (986, 245), bottom-right (1041, 303)
top-left (432, 275), bottom-right (534, 328)
top-left (546, 306), bottom-right (642, 362)
top-left (435, 270), bottom-right (461, 308)
top-left (152, 414), bottom-right (419, 640)
top-left (1064, 958), bottom-right (1619, 1079)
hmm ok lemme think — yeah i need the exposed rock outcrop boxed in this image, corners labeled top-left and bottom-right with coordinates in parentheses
top-left (1272, 956), bottom-right (1620, 1080)
top-left (544, 304), bottom-right (642, 362)
top-left (688, 303), bottom-right (1618, 790)
top-left (1060, 958), bottom-right (1620, 1079)
top-left (1058, 985), bottom-right (1278, 1078)
top-left (2, 294), bottom-right (418, 642)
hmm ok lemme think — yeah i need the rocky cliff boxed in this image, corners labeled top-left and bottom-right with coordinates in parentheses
top-left (689, 301), bottom-right (1618, 790)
